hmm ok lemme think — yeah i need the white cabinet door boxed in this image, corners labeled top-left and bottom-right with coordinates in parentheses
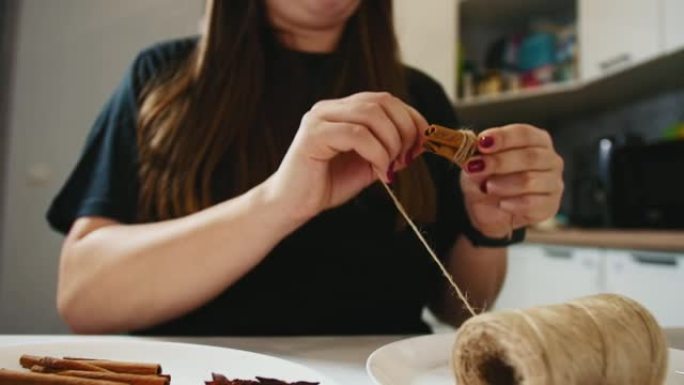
top-left (579, 0), bottom-right (662, 80)
top-left (605, 250), bottom-right (684, 327)
top-left (495, 245), bottom-right (603, 310)
top-left (663, 0), bottom-right (684, 53)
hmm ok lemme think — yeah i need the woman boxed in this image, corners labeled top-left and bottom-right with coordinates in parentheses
top-left (48, 0), bottom-right (563, 335)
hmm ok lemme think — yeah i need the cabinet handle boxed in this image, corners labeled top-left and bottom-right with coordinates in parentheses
top-left (632, 253), bottom-right (678, 267)
top-left (599, 53), bottom-right (631, 72)
top-left (543, 247), bottom-right (572, 259)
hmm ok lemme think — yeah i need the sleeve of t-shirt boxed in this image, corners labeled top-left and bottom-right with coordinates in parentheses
top-left (46, 51), bottom-right (156, 234)
top-left (47, 38), bottom-right (197, 234)
top-left (405, 68), bottom-right (471, 257)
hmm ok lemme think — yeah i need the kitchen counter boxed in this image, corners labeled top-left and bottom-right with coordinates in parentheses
top-left (526, 228), bottom-right (684, 252)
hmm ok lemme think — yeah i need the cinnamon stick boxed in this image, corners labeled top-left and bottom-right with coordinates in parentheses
top-left (58, 370), bottom-right (170, 385)
top-left (423, 124), bottom-right (477, 166)
top-left (0, 369), bottom-right (126, 385)
top-left (20, 355), bottom-right (111, 373)
top-left (63, 357), bottom-right (161, 375)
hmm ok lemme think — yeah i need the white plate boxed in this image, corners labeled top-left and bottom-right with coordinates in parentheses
top-left (0, 338), bottom-right (338, 385)
top-left (366, 333), bottom-right (684, 385)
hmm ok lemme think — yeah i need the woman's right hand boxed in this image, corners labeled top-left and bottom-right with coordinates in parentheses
top-left (264, 91), bottom-right (428, 222)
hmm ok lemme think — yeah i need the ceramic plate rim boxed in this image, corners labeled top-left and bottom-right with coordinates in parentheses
top-left (366, 334), bottom-right (453, 385)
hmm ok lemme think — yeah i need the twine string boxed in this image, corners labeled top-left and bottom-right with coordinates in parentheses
top-left (451, 130), bottom-right (478, 167)
top-left (379, 179), bottom-right (477, 317)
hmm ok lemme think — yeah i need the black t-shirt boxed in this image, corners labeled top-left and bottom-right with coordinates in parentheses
top-left (47, 38), bottom-right (470, 336)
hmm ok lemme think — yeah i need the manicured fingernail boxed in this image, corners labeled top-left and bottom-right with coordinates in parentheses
top-left (466, 159), bottom-right (485, 173)
top-left (479, 136), bottom-right (495, 149)
top-left (480, 181), bottom-right (488, 194)
top-left (387, 161), bottom-right (396, 183)
top-left (404, 152), bottom-right (414, 165)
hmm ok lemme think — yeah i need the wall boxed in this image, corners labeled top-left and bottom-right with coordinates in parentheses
top-left (0, 1), bottom-right (457, 333)
top-left (0, 0), bottom-right (19, 292)
top-left (394, 0), bottom-right (457, 101)
top-left (0, 0), bottom-right (202, 333)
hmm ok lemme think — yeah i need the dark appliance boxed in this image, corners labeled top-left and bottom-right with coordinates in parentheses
top-left (609, 139), bottom-right (684, 229)
top-left (571, 137), bottom-right (684, 229)
top-left (570, 135), bottom-right (640, 227)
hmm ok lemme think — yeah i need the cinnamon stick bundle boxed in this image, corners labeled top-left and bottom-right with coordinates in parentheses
top-left (0, 369), bottom-right (126, 385)
top-left (12, 354), bottom-right (168, 384)
top-left (423, 124), bottom-right (477, 167)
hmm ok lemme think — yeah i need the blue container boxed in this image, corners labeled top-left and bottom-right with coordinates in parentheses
top-left (518, 32), bottom-right (556, 71)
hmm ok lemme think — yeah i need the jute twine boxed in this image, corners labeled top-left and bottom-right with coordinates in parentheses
top-left (452, 293), bottom-right (668, 385)
top-left (379, 126), bottom-right (668, 385)
top-left (450, 130), bottom-right (477, 167)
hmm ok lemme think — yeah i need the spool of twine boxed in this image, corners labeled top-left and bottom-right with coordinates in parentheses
top-left (452, 293), bottom-right (668, 385)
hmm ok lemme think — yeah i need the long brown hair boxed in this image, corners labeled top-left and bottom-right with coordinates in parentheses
top-left (137, 0), bottom-right (436, 224)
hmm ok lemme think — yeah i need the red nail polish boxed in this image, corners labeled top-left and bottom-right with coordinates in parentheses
top-left (405, 152), bottom-right (414, 165)
top-left (387, 161), bottom-right (396, 183)
top-left (466, 159), bottom-right (485, 173)
top-left (479, 136), bottom-right (495, 149)
top-left (480, 181), bottom-right (488, 194)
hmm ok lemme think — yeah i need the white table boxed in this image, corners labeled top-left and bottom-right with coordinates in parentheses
top-left (1, 330), bottom-right (683, 384)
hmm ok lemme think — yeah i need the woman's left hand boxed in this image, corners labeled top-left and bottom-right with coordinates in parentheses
top-left (459, 124), bottom-right (564, 238)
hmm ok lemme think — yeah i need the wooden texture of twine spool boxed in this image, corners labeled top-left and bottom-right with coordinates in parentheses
top-left (452, 293), bottom-right (668, 385)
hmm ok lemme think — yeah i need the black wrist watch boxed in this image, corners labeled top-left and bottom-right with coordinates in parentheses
top-left (463, 223), bottom-right (526, 247)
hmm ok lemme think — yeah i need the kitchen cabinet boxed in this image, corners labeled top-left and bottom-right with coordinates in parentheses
top-left (663, 0), bottom-right (684, 53)
top-left (494, 245), bottom-right (603, 310)
top-left (497, 244), bottom-right (684, 327)
top-left (579, 0), bottom-right (661, 80)
top-left (605, 250), bottom-right (684, 327)
top-left (455, 0), bottom-right (684, 127)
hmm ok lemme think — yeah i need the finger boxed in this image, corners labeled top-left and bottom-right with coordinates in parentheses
top-left (477, 124), bottom-right (553, 154)
top-left (406, 105), bottom-right (430, 160)
top-left (347, 92), bottom-right (420, 166)
top-left (309, 120), bottom-right (392, 182)
top-left (499, 194), bottom-right (560, 224)
top-left (314, 98), bottom-right (403, 164)
top-left (484, 171), bottom-right (564, 197)
top-left (460, 171), bottom-right (487, 197)
top-left (385, 99), bottom-right (419, 167)
top-left (464, 147), bottom-right (562, 177)
top-left (460, 172), bottom-right (503, 209)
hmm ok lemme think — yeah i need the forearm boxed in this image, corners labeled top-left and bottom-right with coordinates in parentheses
top-left (430, 235), bottom-right (507, 326)
top-left (58, 180), bottom-right (304, 333)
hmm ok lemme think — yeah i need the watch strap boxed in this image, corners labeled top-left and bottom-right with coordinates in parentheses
top-left (463, 224), bottom-right (526, 247)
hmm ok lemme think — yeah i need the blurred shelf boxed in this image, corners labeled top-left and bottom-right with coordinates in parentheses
top-left (456, 80), bottom-right (581, 108)
top-left (455, 47), bottom-right (684, 127)
top-left (526, 228), bottom-right (684, 252)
